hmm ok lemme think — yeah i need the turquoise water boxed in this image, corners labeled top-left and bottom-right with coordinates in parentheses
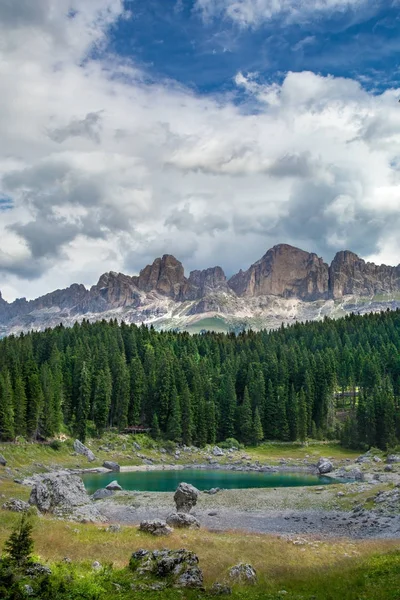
top-left (82, 469), bottom-right (342, 494)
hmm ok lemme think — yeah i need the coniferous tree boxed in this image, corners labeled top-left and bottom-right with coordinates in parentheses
top-left (0, 371), bottom-right (14, 441)
top-left (240, 387), bottom-right (253, 445)
top-left (4, 513), bottom-right (34, 567)
top-left (297, 389), bottom-right (308, 443)
top-left (75, 361), bottom-right (91, 442)
top-left (252, 406), bottom-right (264, 445)
top-left (93, 367), bottom-right (112, 436)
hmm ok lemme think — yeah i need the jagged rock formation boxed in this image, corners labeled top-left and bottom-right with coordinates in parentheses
top-left (1, 244), bottom-right (400, 336)
top-left (329, 251), bottom-right (400, 299)
top-left (228, 244), bottom-right (329, 301)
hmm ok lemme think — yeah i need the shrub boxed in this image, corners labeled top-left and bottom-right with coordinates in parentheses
top-left (219, 438), bottom-right (240, 449)
top-left (49, 439), bottom-right (62, 451)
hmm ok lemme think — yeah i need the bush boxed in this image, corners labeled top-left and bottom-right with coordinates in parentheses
top-left (49, 439), bottom-right (62, 451)
top-left (219, 438), bottom-right (240, 449)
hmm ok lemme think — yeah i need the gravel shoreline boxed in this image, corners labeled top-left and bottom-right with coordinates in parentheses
top-left (96, 483), bottom-right (400, 540)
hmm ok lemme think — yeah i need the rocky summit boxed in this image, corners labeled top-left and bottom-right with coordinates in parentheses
top-left (2, 243), bottom-right (400, 336)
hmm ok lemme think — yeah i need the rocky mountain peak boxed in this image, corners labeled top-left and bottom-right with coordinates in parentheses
top-left (330, 250), bottom-right (400, 299)
top-left (136, 254), bottom-right (188, 300)
top-left (187, 266), bottom-right (230, 300)
top-left (228, 243), bottom-right (329, 301)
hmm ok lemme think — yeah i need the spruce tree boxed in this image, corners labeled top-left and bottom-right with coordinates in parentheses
top-left (240, 387), bottom-right (253, 445)
top-left (0, 371), bottom-right (14, 441)
top-left (252, 406), bottom-right (264, 445)
top-left (4, 512), bottom-right (34, 567)
top-left (166, 387), bottom-right (182, 442)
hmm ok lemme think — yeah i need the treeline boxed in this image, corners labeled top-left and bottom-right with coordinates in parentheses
top-left (0, 310), bottom-right (400, 449)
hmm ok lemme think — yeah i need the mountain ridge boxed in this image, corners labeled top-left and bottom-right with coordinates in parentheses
top-left (2, 243), bottom-right (400, 336)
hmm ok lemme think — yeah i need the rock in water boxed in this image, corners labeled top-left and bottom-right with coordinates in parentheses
top-left (0, 454), bottom-right (6, 466)
top-left (103, 461), bottom-right (120, 472)
top-left (73, 439), bottom-right (96, 462)
top-left (130, 548), bottom-right (203, 589)
top-left (139, 519), bottom-right (173, 536)
top-left (317, 458), bottom-right (333, 474)
top-left (228, 563), bottom-right (257, 585)
top-left (166, 512), bottom-right (200, 529)
top-left (105, 480), bottom-right (122, 491)
top-left (29, 472), bottom-right (106, 522)
top-left (174, 482), bottom-right (199, 513)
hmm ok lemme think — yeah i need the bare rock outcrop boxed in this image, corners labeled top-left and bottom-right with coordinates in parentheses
top-left (174, 482), bottom-right (199, 513)
top-left (330, 251), bottom-right (400, 299)
top-left (73, 439), bottom-right (96, 462)
top-left (134, 255), bottom-right (189, 300)
top-left (228, 244), bottom-right (329, 301)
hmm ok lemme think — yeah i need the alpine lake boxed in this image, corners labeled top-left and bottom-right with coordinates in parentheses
top-left (82, 468), bottom-right (346, 494)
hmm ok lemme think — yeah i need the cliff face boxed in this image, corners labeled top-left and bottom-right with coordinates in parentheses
top-left (186, 266), bottom-right (231, 300)
top-left (329, 251), bottom-right (400, 299)
top-left (2, 244), bottom-right (400, 336)
top-left (134, 255), bottom-right (189, 301)
top-left (228, 244), bottom-right (330, 301)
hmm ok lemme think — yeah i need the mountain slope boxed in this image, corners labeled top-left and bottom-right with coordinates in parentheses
top-left (1, 244), bottom-right (400, 336)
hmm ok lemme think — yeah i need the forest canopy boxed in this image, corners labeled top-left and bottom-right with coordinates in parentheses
top-left (0, 310), bottom-right (399, 450)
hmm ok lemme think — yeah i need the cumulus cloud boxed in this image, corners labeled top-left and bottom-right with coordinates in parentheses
top-left (1, 0), bottom-right (400, 302)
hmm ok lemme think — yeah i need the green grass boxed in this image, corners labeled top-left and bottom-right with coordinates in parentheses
top-left (246, 441), bottom-right (360, 463)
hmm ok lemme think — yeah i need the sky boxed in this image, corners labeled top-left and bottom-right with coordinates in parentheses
top-left (1, 0), bottom-right (400, 302)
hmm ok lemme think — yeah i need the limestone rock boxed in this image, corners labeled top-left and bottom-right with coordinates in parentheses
top-left (129, 548), bottom-right (203, 589)
top-left (139, 519), bottom-right (173, 536)
top-left (329, 250), bottom-right (400, 299)
top-left (0, 453), bottom-right (6, 466)
top-left (387, 455), bottom-right (400, 464)
top-left (103, 461), bottom-right (120, 472)
top-left (212, 446), bottom-right (224, 457)
top-left (228, 563), bottom-right (257, 585)
top-left (228, 244), bottom-right (329, 301)
top-left (92, 488), bottom-right (115, 500)
top-left (2, 498), bottom-right (30, 512)
top-left (166, 512), bottom-right (200, 529)
top-left (28, 472), bottom-right (105, 521)
top-left (135, 255), bottom-right (189, 300)
top-left (210, 583), bottom-right (232, 595)
top-left (317, 458), bottom-right (333, 474)
top-left (174, 482), bottom-right (199, 513)
top-left (73, 439), bottom-right (96, 462)
top-left (105, 480), bottom-right (122, 491)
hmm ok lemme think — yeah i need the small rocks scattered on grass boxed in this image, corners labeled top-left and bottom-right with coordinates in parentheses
top-left (92, 561), bottom-right (102, 571)
top-left (106, 524), bottom-right (122, 533)
top-left (387, 455), bottom-right (400, 464)
top-left (228, 563), bottom-right (257, 585)
top-left (204, 487), bottom-right (221, 495)
top-left (213, 447), bottom-right (224, 457)
top-left (25, 563), bottom-right (52, 577)
top-left (102, 461), bottom-right (120, 472)
top-left (139, 519), bottom-right (173, 536)
top-left (210, 582), bottom-right (232, 595)
top-left (129, 548), bottom-right (204, 589)
top-left (2, 498), bottom-right (30, 512)
top-left (174, 482), bottom-right (199, 513)
top-left (166, 512), bottom-right (200, 529)
top-left (105, 480), bottom-right (122, 491)
top-left (73, 439), bottom-right (96, 462)
top-left (0, 453), bottom-right (6, 466)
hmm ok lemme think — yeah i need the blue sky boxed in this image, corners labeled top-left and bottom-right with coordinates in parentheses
top-left (1, 0), bottom-right (400, 301)
top-left (108, 1), bottom-right (400, 94)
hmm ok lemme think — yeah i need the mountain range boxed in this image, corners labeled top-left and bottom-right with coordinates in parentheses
top-left (2, 243), bottom-right (400, 337)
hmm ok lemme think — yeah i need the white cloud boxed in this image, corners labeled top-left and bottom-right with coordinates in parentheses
top-left (1, 0), bottom-right (400, 302)
top-left (195, 0), bottom-right (368, 28)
